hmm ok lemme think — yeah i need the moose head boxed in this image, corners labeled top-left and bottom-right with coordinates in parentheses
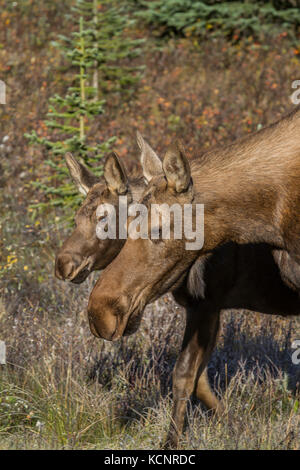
top-left (87, 107), bottom-right (300, 341)
top-left (55, 134), bottom-right (163, 285)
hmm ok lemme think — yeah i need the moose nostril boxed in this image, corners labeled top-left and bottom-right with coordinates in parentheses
top-left (87, 298), bottom-right (120, 341)
top-left (55, 254), bottom-right (76, 280)
top-left (88, 316), bottom-right (101, 338)
top-left (63, 263), bottom-right (74, 279)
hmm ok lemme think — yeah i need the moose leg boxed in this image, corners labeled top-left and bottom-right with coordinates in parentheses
top-left (164, 305), bottom-right (220, 449)
top-left (195, 367), bottom-right (222, 412)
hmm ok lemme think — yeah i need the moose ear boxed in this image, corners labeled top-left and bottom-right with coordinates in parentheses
top-left (162, 142), bottom-right (191, 193)
top-left (103, 152), bottom-right (128, 194)
top-left (136, 131), bottom-right (162, 183)
top-left (65, 153), bottom-right (99, 196)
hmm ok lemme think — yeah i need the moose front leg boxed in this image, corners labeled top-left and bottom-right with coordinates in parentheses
top-left (195, 367), bottom-right (222, 412)
top-left (164, 306), bottom-right (220, 449)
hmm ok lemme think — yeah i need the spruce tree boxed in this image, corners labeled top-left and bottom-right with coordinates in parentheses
top-left (26, 0), bottom-right (143, 216)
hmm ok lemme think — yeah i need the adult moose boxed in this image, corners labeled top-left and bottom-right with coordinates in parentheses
top-left (55, 139), bottom-right (227, 415)
top-left (87, 106), bottom-right (300, 447)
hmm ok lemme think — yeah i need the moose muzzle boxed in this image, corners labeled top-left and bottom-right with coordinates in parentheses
top-left (55, 252), bottom-right (90, 283)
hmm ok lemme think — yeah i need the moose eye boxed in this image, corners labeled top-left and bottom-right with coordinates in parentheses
top-left (98, 215), bottom-right (108, 224)
top-left (150, 226), bottom-right (163, 243)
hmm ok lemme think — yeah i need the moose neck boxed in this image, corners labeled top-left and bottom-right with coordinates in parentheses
top-left (191, 107), bottom-right (300, 252)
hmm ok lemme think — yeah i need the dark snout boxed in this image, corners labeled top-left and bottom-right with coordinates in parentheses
top-left (55, 252), bottom-right (90, 283)
top-left (87, 294), bottom-right (123, 341)
top-left (87, 246), bottom-right (148, 341)
top-left (87, 284), bottom-right (141, 341)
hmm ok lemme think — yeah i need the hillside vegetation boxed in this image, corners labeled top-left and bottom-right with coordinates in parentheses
top-left (0, 0), bottom-right (299, 449)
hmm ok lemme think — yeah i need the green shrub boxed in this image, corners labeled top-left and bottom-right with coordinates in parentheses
top-left (135, 1), bottom-right (300, 40)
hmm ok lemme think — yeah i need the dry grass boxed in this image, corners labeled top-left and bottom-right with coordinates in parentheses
top-left (0, 203), bottom-right (299, 449)
top-left (0, 288), bottom-right (299, 449)
top-left (0, 3), bottom-right (300, 450)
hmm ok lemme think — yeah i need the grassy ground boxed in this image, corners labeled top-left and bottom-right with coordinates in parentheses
top-left (0, 190), bottom-right (299, 449)
top-left (0, 2), bottom-right (300, 450)
top-left (0, 261), bottom-right (299, 449)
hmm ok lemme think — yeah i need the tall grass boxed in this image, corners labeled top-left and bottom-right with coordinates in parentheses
top-left (0, 259), bottom-right (299, 449)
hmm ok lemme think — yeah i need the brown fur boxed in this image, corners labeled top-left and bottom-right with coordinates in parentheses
top-left (87, 108), bottom-right (300, 448)
top-left (55, 151), bottom-right (146, 283)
